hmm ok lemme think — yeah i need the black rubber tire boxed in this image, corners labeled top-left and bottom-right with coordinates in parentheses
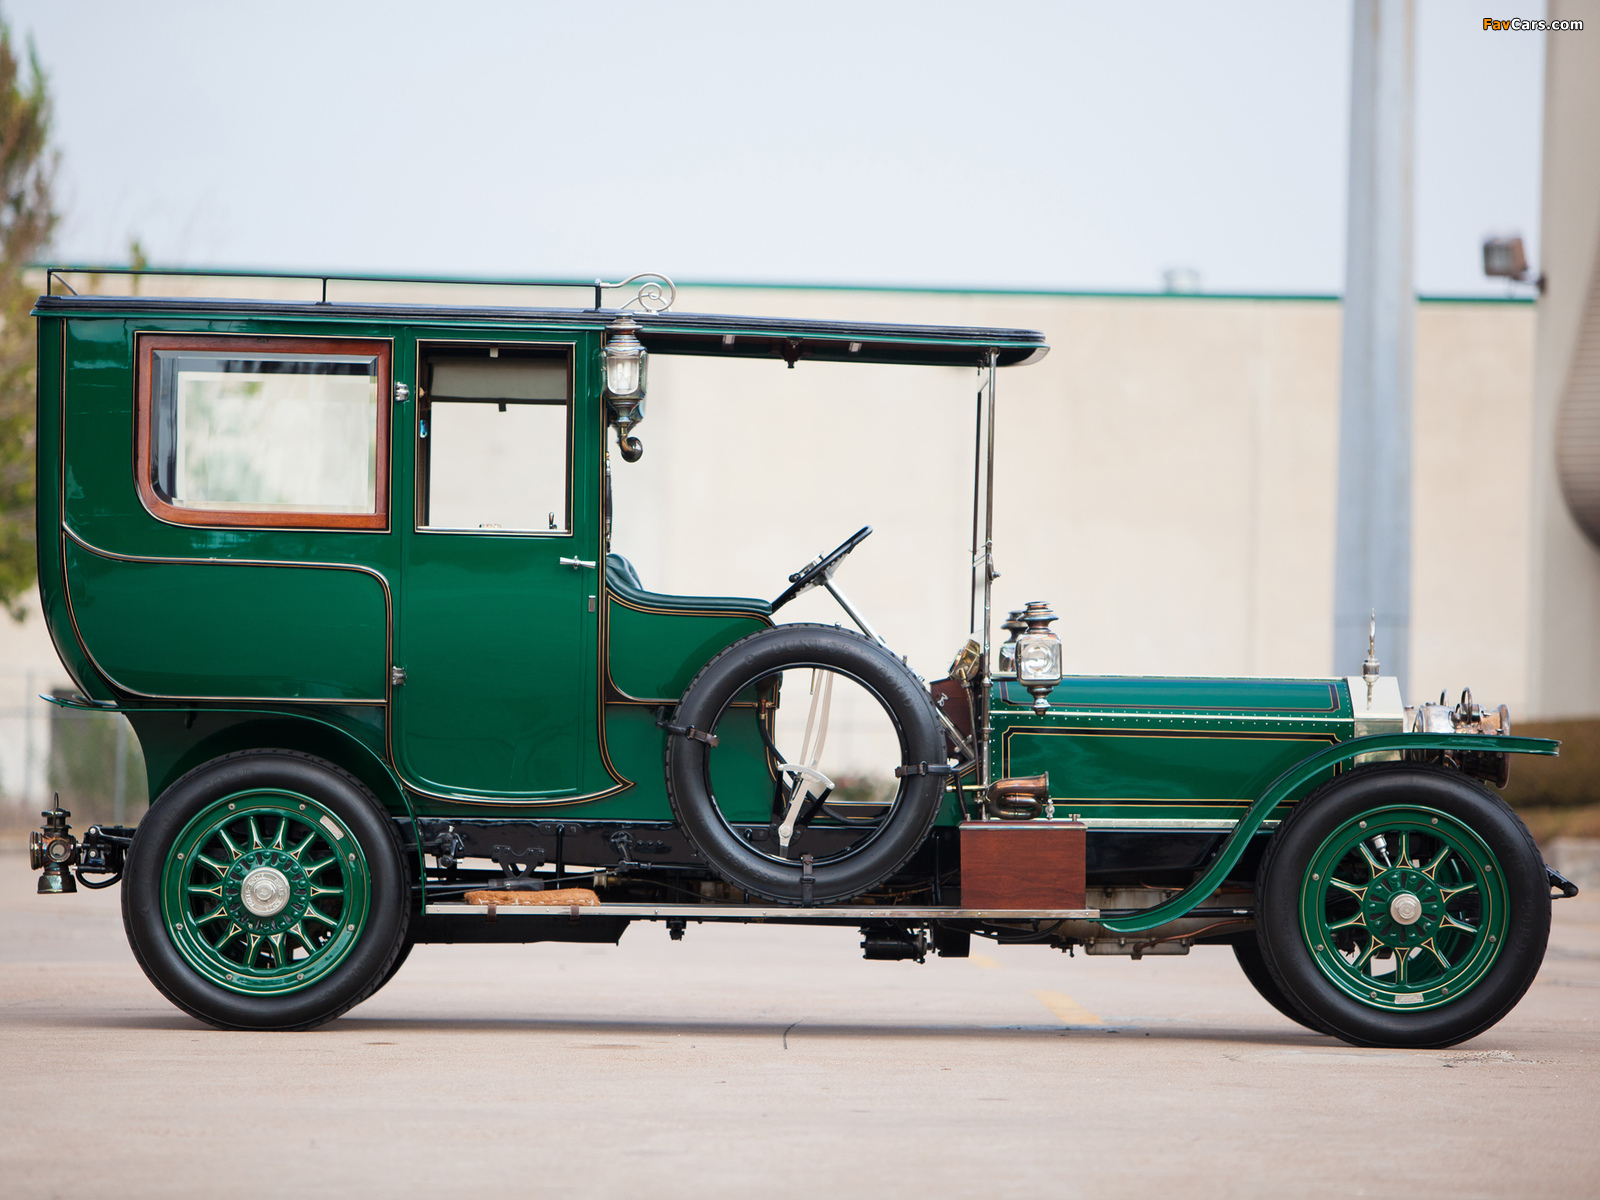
top-left (371, 928), bottom-right (418, 993)
top-left (665, 624), bottom-right (946, 904)
top-left (368, 846), bottom-right (425, 996)
top-left (122, 750), bottom-right (410, 1031)
top-left (1256, 764), bottom-right (1550, 1049)
top-left (1232, 934), bottom-right (1331, 1034)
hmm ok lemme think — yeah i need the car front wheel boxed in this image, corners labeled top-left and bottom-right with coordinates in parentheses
top-left (1256, 764), bottom-right (1550, 1049)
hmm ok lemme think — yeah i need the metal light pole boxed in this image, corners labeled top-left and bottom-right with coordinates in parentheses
top-left (23, 669), bottom-right (35, 806)
top-left (113, 718), bottom-right (129, 825)
top-left (1334, 0), bottom-right (1415, 697)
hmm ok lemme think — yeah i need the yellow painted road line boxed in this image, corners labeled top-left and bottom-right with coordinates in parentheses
top-left (1032, 989), bottom-right (1105, 1026)
top-left (968, 953), bottom-right (1001, 969)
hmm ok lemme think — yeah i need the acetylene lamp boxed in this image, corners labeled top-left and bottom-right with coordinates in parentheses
top-left (996, 609), bottom-right (1027, 674)
top-left (1013, 601), bottom-right (1063, 713)
top-left (603, 314), bottom-right (648, 462)
top-left (30, 798), bottom-right (78, 894)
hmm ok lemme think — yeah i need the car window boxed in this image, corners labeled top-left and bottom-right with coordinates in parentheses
top-left (137, 336), bottom-right (389, 530)
top-left (417, 346), bottom-right (571, 533)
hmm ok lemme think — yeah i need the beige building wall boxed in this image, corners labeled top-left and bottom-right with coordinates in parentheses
top-left (612, 286), bottom-right (1533, 712)
top-left (1527, 3), bottom-right (1600, 719)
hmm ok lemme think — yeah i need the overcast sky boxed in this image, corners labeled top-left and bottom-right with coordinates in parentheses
top-left (8, 0), bottom-right (1548, 296)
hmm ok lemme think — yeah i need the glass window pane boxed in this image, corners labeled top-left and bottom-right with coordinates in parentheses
top-left (430, 358), bottom-right (567, 401)
top-left (151, 352), bottom-right (380, 515)
top-left (423, 401), bottom-right (569, 531)
top-left (418, 346), bottom-right (571, 533)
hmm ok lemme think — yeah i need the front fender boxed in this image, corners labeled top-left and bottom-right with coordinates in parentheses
top-left (1096, 733), bottom-right (1558, 934)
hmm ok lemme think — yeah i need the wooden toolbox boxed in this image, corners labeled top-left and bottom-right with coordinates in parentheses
top-left (959, 820), bottom-right (1087, 910)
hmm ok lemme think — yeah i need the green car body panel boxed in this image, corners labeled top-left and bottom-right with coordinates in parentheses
top-left (991, 675), bottom-right (1350, 824)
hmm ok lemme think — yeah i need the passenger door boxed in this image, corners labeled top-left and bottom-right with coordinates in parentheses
top-left (392, 335), bottom-right (601, 801)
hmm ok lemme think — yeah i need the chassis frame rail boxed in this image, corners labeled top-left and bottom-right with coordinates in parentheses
top-left (424, 903), bottom-right (1099, 921)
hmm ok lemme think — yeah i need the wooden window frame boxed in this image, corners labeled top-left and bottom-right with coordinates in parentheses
top-left (134, 333), bottom-right (392, 531)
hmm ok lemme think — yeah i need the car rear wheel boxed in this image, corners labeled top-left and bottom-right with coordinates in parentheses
top-left (122, 750), bottom-right (409, 1030)
top-left (1256, 764), bottom-right (1549, 1049)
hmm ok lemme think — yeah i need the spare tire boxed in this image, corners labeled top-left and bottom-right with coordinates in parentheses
top-left (664, 624), bottom-right (948, 904)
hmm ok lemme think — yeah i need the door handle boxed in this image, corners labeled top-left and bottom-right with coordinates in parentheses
top-left (560, 557), bottom-right (597, 570)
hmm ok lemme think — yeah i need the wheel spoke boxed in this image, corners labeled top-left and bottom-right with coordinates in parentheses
top-left (217, 827), bottom-right (245, 861)
top-left (1393, 950), bottom-right (1408, 985)
top-left (1358, 843), bottom-right (1384, 877)
top-left (245, 934), bottom-right (262, 964)
top-left (1396, 831), bottom-right (1410, 867)
top-left (1353, 939), bottom-right (1379, 970)
top-left (1440, 913), bottom-right (1478, 935)
top-left (270, 817), bottom-right (288, 851)
top-left (288, 830), bottom-right (317, 862)
top-left (1328, 876), bottom-right (1367, 899)
top-left (303, 906), bottom-right (338, 928)
top-left (186, 883), bottom-right (224, 898)
top-left (1423, 938), bottom-right (1452, 970)
top-left (216, 923), bottom-right (244, 951)
top-left (289, 922), bottom-right (315, 952)
top-left (192, 905), bottom-right (228, 925)
top-left (1440, 881), bottom-right (1479, 903)
top-left (1327, 911), bottom-right (1367, 931)
top-left (1419, 844), bottom-right (1452, 880)
top-left (302, 855), bottom-right (337, 877)
top-left (248, 816), bottom-right (264, 850)
top-left (195, 852), bottom-right (230, 876)
top-left (267, 934), bottom-right (285, 968)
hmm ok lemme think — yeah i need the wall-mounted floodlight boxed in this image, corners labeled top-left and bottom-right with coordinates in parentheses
top-left (1483, 235), bottom-right (1542, 291)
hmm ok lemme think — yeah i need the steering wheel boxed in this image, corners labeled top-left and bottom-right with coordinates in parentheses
top-left (771, 526), bottom-right (872, 613)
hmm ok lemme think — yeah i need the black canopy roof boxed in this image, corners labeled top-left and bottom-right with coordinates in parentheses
top-left (32, 294), bottom-right (1049, 369)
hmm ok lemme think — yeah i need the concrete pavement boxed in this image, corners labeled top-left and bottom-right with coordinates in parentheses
top-left (1, 850), bottom-right (1596, 1198)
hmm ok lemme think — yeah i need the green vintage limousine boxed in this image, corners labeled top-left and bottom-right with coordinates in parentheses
top-left (27, 269), bottom-right (1576, 1046)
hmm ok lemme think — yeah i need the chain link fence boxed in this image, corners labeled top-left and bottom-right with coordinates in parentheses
top-left (0, 670), bottom-right (147, 836)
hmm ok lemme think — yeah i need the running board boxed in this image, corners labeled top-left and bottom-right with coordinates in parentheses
top-left (423, 903), bottom-right (1099, 921)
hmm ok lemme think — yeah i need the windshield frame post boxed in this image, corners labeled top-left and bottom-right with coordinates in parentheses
top-left (979, 349), bottom-right (999, 791)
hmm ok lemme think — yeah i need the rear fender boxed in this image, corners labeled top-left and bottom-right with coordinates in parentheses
top-left (47, 697), bottom-right (427, 902)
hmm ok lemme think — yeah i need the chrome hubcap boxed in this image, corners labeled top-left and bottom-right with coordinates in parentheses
top-left (240, 866), bottom-right (292, 917)
top-left (1389, 892), bottom-right (1423, 926)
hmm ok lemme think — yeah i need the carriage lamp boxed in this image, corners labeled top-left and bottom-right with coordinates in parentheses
top-left (30, 799), bottom-right (78, 894)
top-left (1013, 601), bottom-right (1062, 713)
top-left (603, 315), bottom-right (648, 462)
top-left (996, 609), bottom-right (1027, 674)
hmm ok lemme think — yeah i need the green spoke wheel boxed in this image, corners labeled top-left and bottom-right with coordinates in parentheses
top-left (124, 750), bottom-right (408, 1030)
top-left (162, 790), bottom-right (372, 995)
top-left (1300, 809), bottom-right (1507, 1012)
top-left (1257, 764), bottom-right (1550, 1049)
